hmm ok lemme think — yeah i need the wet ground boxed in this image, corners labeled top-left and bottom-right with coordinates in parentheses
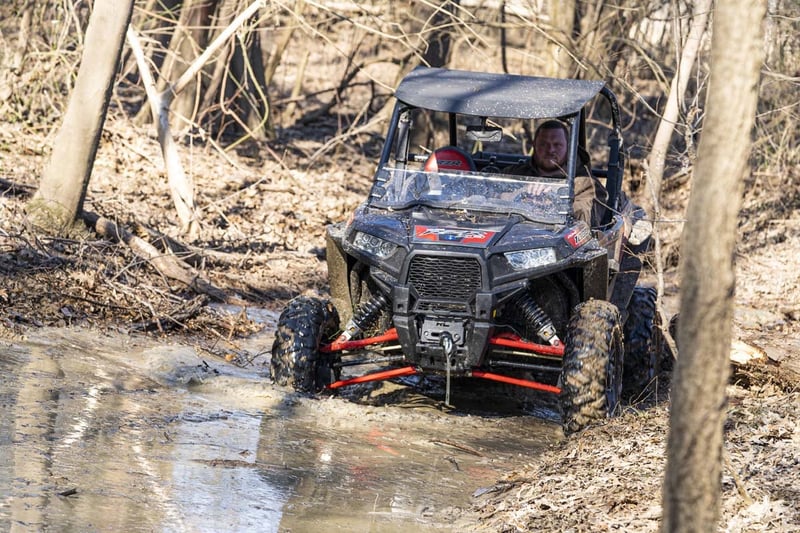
top-left (0, 326), bottom-right (562, 532)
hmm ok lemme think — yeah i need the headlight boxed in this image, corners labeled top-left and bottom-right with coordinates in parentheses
top-left (505, 247), bottom-right (557, 271)
top-left (352, 231), bottom-right (397, 259)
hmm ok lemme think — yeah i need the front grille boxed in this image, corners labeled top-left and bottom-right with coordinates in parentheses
top-left (407, 256), bottom-right (482, 302)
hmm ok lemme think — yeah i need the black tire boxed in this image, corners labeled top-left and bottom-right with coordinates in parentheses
top-left (560, 299), bottom-right (624, 433)
top-left (271, 296), bottom-right (340, 393)
top-left (622, 286), bottom-right (659, 399)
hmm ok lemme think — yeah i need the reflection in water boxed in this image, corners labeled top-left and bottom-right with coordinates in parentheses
top-left (0, 331), bottom-right (283, 532)
top-left (0, 329), bottom-right (560, 531)
top-left (256, 387), bottom-right (560, 532)
top-left (6, 341), bottom-right (60, 530)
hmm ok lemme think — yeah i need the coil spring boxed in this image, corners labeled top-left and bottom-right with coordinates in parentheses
top-left (352, 292), bottom-right (390, 332)
top-left (515, 292), bottom-right (558, 343)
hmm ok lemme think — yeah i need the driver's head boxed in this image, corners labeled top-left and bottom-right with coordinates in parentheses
top-left (532, 120), bottom-right (569, 176)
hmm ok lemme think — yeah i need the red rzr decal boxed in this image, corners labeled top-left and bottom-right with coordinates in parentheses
top-left (414, 225), bottom-right (496, 244)
top-left (565, 224), bottom-right (591, 248)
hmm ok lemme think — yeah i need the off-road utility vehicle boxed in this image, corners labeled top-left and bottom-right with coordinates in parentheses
top-left (271, 67), bottom-right (662, 432)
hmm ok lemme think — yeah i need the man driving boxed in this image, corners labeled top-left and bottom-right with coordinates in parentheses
top-left (504, 120), bottom-right (607, 226)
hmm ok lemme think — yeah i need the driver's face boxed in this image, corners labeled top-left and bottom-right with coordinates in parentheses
top-left (532, 127), bottom-right (568, 175)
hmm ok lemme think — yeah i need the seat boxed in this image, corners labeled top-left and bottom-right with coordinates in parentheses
top-left (423, 146), bottom-right (476, 172)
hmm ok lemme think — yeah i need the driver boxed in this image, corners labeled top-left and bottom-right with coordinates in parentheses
top-left (504, 120), bottom-right (607, 226)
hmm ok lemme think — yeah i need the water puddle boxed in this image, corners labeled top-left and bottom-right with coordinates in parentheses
top-left (0, 327), bottom-right (562, 531)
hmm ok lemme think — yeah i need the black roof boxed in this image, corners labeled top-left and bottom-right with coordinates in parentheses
top-left (394, 67), bottom-right (606, 120)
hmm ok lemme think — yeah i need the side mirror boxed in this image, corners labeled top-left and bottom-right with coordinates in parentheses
top-left (466, 125), bottom-right (503, 143)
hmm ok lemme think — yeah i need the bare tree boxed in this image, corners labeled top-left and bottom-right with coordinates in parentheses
top-left (127, 0), bottom-right (266, 235)
top-left (27, 0), bottom-right (134, 234)
top-left (131, 0), bottom-right (273, 142)
top-left (645, 0), bottom-right (713, 218)
top-left (661, 1), bottom-right (767, 531)
top-left (544, 0), bottom-right (576, 78)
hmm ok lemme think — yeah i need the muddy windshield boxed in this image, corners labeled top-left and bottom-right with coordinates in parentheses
top-left (369, 167), bottom-right (569, 224)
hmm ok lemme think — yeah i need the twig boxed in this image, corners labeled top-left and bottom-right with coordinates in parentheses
top-left (430, 438), bottom-right (485, 457)
top-left (723, 451), bottom-right (753, 506)
top-left (643, 160), bottom-right (679, 360)
top-left (82, 210), bottom-right (234, 304)
top-left (130, 295), bottom-right (207, 332)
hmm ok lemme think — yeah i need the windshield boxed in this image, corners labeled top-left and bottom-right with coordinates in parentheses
top-left (369, 167), bottom-right (569, 224)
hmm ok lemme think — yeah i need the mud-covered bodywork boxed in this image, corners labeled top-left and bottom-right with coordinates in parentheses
top-left (275, 67), bottom-right (657, 431)
top-left (327, 168), bottom-right (611, 372)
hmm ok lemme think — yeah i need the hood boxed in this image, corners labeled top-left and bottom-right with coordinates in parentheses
top-left (347, 205), bottom-right (584, 252)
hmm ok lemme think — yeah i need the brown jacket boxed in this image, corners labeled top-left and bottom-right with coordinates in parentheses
top-left (503, 160), bottom-right (607, 226)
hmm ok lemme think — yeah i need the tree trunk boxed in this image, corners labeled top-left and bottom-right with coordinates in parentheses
top-left (644, 0), bottom-right (712, 219)
top-left (545, 0), bottom-right (576, 78)
top-left (264, 0), bottom-right (305, 86)
top-left (169, 0), bottom-right (219, 130)
top-left (421, 0), bottom-right (459, 68)
top-left (224, 18), bottom-right (272, 141)
top-left (661, 1), bottom-right (767, 532)
top-left (28, 0), bottom-right (134, 234)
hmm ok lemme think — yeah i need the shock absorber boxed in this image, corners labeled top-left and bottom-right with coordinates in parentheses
top-left (514, 292), bottom-right (562, 346)
top-left (338, 293), bottom-right (390, 341)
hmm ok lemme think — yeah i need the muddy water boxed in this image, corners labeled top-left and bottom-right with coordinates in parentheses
top-left (0, 327), bottom-right (562, 532)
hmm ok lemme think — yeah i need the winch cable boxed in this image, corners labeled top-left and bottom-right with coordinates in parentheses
top-left (440, 332), bottom-right (456, 406)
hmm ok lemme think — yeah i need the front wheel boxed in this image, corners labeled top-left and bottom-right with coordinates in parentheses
top-left (271, 296), bottom-right (340, 393)
top-left (560, 299), bottom-right (624, 433)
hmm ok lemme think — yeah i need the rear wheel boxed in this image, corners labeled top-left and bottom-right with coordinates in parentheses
top-left (622, 286), bottom-right (659, 399)
top-left (560, 299), bottom-right (624, 433)
top-left (271, 296), bottom-right (340, 393)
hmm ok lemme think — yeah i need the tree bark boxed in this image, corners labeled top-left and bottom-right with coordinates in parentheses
top-left (545, 0), bottom-right (576, 78)
top-left (645, 0), bottom-right (712, 219)
top-left (661, 1), bottom-right (767, 532)
top-left (168, 0), bottom-right (219, 129)
top-left (29, 0), bottom-right (134, 235)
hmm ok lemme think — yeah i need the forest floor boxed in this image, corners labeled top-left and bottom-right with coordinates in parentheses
top-left (1, 110), bottom-right (799, 531)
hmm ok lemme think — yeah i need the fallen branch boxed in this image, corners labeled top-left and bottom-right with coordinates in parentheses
top-left (0, 177), bottom-right (36, 198)
top-left (130, 295), bottom-right (208, 332)
top-left (82, 211), bottom-right (233, 303)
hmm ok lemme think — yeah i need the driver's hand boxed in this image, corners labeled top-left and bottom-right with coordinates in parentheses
top-left (516, 182), bottom-right (547, 201)
top-left (526, 183), bottom-right (548, 195)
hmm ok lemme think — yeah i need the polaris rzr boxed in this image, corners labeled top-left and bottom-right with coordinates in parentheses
top-left (271, 67), bottom-right (662, 432)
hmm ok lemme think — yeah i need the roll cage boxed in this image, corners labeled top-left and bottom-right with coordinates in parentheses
top-left (373, 67), bottom-right (625, 227)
